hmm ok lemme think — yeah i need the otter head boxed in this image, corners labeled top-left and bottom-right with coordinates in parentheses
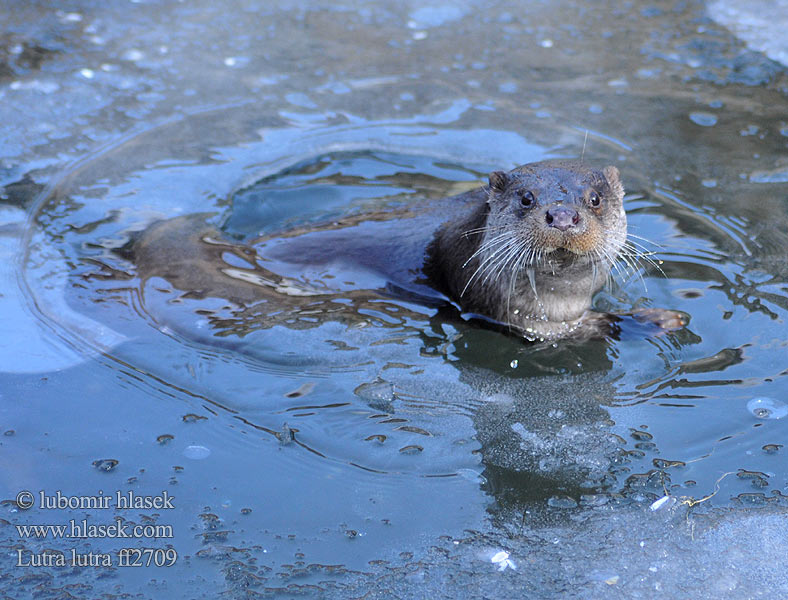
top-left (483, 159), bottom-right (626, 269)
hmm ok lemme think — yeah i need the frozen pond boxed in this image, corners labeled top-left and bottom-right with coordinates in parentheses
top-left (2, 1), bottom-right (787, 597)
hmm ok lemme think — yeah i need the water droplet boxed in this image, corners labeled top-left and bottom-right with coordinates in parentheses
top-left (689, 112), bottom-right (718, 127)
top-left (223, 56), bottom-right (249, 68)
top-left (61, 12), bottom-right (83, 22)
top-left (747, 397), bottom-right (788, 420)
top-left (121, 49), bottom-right (144, 62)
top-left (183, 445), bottom-right (211, 460)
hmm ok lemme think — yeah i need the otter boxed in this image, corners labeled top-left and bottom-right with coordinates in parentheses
top-left (126, 159), bottom-right (685, 340)
top-left (426, 159), bottom-right (630, 341)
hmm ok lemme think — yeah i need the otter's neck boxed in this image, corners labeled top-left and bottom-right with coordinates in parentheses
top-left (424, 195), bottom-right (491, 298)
top-left (426, 199), bottom-right (608, 340)
top-left (514, 256), bottom-right (606, 319)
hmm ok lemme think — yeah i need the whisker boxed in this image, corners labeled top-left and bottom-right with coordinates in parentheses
top-left (461, 234), bottom-right (520, 296)
top-left (625, 232), bottom-right (664, 248)
top-left (460, 224), bottom-right (508, 238)
top-left (485, 239), bottom-right (527, 286)
top-left (463, 231), bottom-right (516, 263)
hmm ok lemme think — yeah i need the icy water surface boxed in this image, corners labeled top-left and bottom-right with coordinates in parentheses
top-left (2, 0), bottom-right (788, 598)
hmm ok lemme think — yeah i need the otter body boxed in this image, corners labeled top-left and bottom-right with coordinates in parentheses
top-left (128, 159), bottom-right (682, 340)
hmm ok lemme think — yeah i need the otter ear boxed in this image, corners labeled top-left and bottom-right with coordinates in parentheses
top-left (489, 171), bottom-right (509, 193)
top-left (603, 166), bottom-right (624, 199)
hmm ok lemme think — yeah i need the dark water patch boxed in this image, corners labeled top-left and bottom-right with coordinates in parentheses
top-left (224, 151), bottom-right (483, 239)
top-left (0, 174), bottom-right (44, 209)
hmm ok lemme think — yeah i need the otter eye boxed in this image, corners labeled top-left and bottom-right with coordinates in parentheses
top-left (589, 191), bottom-right (601, 207)
top-left (520, 191), bottom-right (535, 207)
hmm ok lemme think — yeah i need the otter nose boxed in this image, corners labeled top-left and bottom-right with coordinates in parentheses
top-left (545, 206), bottom-right (580, 231)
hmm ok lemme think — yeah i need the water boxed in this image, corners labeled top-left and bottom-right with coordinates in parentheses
top-left (2, 0), bottom-right (788, 597)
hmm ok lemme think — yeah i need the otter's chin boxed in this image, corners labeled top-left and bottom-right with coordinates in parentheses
top-left (540, 239), bottom-right (598, 258)
top-left (528, 248), bottom-right (575, 266)
top-left (538, 247), bottom-right (606, 268)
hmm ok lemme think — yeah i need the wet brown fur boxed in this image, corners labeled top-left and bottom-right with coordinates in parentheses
top-left (424, 160), bottom-right (627, 340)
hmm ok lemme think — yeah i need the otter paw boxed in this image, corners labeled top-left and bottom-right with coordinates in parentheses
top-left (632, 308), bottom-right (688, 331)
